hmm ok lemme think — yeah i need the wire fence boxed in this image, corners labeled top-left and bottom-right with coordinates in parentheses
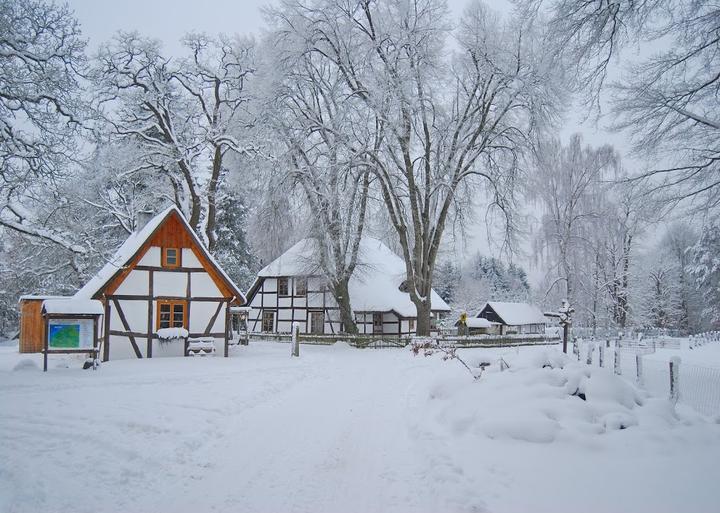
top-left (574, 332), bottom-right (720, 418)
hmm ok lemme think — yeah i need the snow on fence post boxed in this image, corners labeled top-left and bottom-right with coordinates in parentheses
top-left (573, 339), bottom-right (580, 361)
top-left (599, 344), bottom-right (605, 368)
top-left (614, 350), bottom-right (621, 375)
top-left (669, 357), bottom-right (680, 403)
top-left (290, 322), bottom-right (300, 358)
top-left (636, 354), bottom-right (643, 385)
top-left (586, 341), bottom-right (594, 366)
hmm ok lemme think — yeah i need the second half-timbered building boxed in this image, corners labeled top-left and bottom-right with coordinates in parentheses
top-left (74, 207), bottom-right (246, 360)
top-left (245, 237), bottom-right (450, 335)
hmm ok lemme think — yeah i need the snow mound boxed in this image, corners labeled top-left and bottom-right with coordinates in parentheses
top-left (12, 359), bottom-right (39, 371)
top-left (418, 349), bottom-right (681, 445)
top-left (479, 417), bottom-right (560, 443)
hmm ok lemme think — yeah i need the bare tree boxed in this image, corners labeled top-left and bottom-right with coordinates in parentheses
top-left (531, 134), bottom-right (618, 306)
top-left (270, 0), bottom-right (558, 334)
top-left (0, 0), bottom-right (89, 254)
top-left (524, 0), bottom-right (720, 213)
top-left (93, 32), bottom-right (256, 250)
top-left (262, 13), bottom-right (374, 333)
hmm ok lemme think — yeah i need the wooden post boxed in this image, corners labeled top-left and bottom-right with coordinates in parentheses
top-left (224, 300), bottom-right (231, 358)
top-left (43, 314), bottom-right (49, 372)
top-left (614, 350), bottom-right (621, 375)
top-left (103, 299), bottom-right (111, 362)
top-left (147, 269), bottom-right (154, 358)
top-left (636, 354), bottom-right (643, 385)
top-left (670, 357), bottom-right (680, 403)
top-left (291, 322), bottom-right (300, 357)
top-left (562, 323), bottom-right (569, 354)
top-left (598, 344), bottom-right (605, 368)
top-left (586, 341), bottom-right (594, 365)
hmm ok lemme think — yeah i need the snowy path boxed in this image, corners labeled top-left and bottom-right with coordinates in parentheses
top-left (2, 342), bottom-right (720, 513)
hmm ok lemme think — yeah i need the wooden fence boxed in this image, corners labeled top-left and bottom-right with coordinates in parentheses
top-left (246, 331), bottom-right (560, 349)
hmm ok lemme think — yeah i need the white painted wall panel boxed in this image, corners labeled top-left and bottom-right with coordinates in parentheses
top-left (108, 334), bottom-right (145, 360)
top-left (191, 272), bottom-right (222, 297)
top-left (114, 270), bottom-right (149, 295)
top-left (189, 302), bottom-right (223, 333)
top-left (182, 248), bottom-right (202, 267)
top-left (110, 300), bottom-right (148, 333)
top-left (138, 246), bottom-right (161, 266)
top-left (154, 271), bottom-right (187, 297)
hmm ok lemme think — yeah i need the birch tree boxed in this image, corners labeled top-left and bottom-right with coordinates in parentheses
top-left (270, 0), bottom-right (558, 334)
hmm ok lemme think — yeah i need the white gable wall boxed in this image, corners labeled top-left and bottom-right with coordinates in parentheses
top-left (182, 248), bottom-right (202, 267)
top-left (154, 271), bottom-right (187, 297)
top-left (138, 247), bottom-right (161, 266)
top-left (114, 270), bottom-right (149, 296)
top-left (191, 273), bottom-right (222, 297)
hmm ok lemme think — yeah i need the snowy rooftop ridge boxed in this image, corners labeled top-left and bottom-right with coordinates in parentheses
top-left (74, 206), bottom-right (245, 303)
top-left (42, 298), bottom-right (104, 315)
top-left (255, 237), bottom-right (450, 317)
top-left (480, 301), bottom-right (547, 326)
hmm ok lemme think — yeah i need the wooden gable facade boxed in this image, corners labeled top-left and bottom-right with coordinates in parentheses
top-left (84, 208), bottom-right (245, 361)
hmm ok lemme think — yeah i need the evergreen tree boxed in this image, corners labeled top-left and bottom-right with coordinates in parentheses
top-left (434, 261), bottom-right (461, 303)
top-left (212, 191), bottom-right (259, 292)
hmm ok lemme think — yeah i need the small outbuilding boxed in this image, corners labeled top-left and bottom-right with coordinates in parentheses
top-left (454, 316), bottom-right (499, 335)
top-left (18, 295), bottom-right (67, 353)
top-left (475, 301), bottom-right (546, 335)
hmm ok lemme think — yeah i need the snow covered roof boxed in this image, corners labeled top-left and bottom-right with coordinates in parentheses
top-left (74, 206), bottom-right (245, 302)
top-left (478, 301), bottom-right (547, 326)
top-left (253, 237), bottom-right (451, 317)
top-left (42, 298), bottom-right (104, 315)
top-left (459, 317), bottom-right (496, 329)
top-left (19, 295), bottom-right (68, 302)
top-left (257, 238), bottom-right (320, 277)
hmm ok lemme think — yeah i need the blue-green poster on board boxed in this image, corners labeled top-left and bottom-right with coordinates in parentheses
top-left (48, 319), bottom-right (93, 349)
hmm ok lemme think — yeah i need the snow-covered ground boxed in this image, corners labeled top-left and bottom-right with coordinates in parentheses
top-left (1, 341), bottom-right (719, 513)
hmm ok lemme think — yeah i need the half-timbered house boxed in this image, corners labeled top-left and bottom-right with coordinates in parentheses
top-left (245, 237), bottom-right (450, 335)
top-left (74, 206), bottom-right (246, 360)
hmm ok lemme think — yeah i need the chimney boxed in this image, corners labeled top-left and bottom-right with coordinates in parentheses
top-left (136, 210), bottom-right (154, 232)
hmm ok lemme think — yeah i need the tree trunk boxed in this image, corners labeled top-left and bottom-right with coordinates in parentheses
top-left (415, 298), bottom-right (432, 336)
top-left (332, 278), bottom-right (358, 334)
top-left (205, 146), bottom-right (223, 252)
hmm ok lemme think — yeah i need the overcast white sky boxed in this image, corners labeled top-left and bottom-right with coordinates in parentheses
top-left (67, 0), bottom-right (638, 281)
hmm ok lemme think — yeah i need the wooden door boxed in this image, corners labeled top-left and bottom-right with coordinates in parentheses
top-left (373, 313), bottom-right (383, 334)
top-left (262, 310), bottom-right (275, 332)
top-left (310, 311), bottom-right (324, 335)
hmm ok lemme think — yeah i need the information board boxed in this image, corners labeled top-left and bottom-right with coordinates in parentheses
top-left (48, 319), bottom-right (94, 350)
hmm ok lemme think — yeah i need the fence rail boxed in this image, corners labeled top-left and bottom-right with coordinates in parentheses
top-left (246, 331), bottom-right (561, 349)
